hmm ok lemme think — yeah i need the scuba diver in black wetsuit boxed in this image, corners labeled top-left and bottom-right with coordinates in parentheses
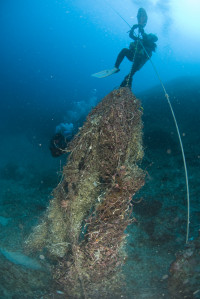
top-left (49, 122), bottom-right (75, 157)
top-left (114, 24), bottom-right (158, 88)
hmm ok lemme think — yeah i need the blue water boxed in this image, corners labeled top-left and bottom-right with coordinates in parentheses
top-left (0, 0), bottom-right (200, 298)
top-left (1, 0), bottom-right (200, 138)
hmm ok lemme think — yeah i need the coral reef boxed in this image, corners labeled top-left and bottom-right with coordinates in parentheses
top-left (25, 87), bottom-right (145, 298)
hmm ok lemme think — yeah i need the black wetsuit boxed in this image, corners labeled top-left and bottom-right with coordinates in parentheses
top-left (114, 24), bottom-right (157, 87)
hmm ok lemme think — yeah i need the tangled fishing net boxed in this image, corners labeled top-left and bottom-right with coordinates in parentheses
top-left (25, 87), bottom-right (145, 298)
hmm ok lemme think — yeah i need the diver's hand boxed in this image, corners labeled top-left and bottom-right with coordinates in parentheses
top-left (129, 24), bottom-right (138, 34)
top-left (131, 24), bottom-right (139, 30)
top-left (139, 26), bottom-right (144, 35)
top-left (138, 25), bottom-right (144, 34)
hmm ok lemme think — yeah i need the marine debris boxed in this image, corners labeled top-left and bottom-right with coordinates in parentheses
top-left (25, 87), bottom-right (145, 298)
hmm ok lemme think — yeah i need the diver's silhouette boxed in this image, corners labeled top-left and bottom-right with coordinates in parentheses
top-left (114, 24), bottom-right (158, 88)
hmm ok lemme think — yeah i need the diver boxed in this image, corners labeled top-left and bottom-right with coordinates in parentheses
top-left (49, 122), bottom-right (74, 157)
top-left (114, 24), bottom-right (158, 88)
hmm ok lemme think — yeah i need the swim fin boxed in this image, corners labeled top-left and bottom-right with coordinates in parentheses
top-left (92, 67), bottom-right (119, 78)
top-left (137, 8), bottom-right (148, 28)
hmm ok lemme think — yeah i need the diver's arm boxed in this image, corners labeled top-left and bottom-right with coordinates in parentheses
top-left (129, 24), bottom-right (139, 40)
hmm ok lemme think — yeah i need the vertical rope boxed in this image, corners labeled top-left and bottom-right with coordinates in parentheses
top-left (139, 40), bottom-right (190, 243)
top-left (125, 38), bottom-right (139, 87)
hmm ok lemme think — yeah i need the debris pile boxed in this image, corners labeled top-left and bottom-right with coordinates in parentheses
top-left (26, 87), bottom-right (145, 298)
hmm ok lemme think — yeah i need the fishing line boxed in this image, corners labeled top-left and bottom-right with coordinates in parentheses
top-left (105, 1), bottom-right (132, 29)
top-left (108, 4), bottom-right (190, 244)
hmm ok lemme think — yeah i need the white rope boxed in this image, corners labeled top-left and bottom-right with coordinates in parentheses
top-left (139, 40), bottom-right (190, 243)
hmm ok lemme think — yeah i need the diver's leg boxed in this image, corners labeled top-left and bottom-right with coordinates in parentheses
top-left (130, 57), bottom-right (147, 77)
top-left (120, 63), bottom-right (137, 88)
top-left (120, 64), bottom-right (139, 88)
top-left (114, 48), bottom-right (134, 69)
top-left (120, 75), bottom-right (133, 88)
top-left (120, 57), bottom-right (148, 88)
